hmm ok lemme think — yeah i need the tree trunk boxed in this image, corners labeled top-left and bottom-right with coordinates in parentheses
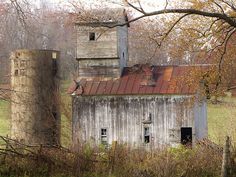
top-left (221, 136), bottom-right (230, 177)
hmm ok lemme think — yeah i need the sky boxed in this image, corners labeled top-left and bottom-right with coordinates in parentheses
top-left (32, 0), bottom-right (167, 11)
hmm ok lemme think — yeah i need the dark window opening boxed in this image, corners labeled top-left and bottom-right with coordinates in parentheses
top-left (101, 128), bottom-right (107, 145)
top-left (89, 32), bottom-right (95, 41)
top-left (144, 127), bottom-right (150, 144)
top-left (14, 70), bottom-right (19, 76)
top-left (181, 127), bottom-right (192, 146)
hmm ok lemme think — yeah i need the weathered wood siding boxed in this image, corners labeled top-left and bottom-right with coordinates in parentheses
top-left (117, 25), bottom-right (128, 72)
top-left (78, 59), bottom-right (120, 80)
top-left (76, 23), bottom-right (129, 80)
top-left (76, 26), bottom-right (118, 59)
top-left (194, 100), bottom-right (208, 139)
top-left (72, 95), bottom-right (207, 148)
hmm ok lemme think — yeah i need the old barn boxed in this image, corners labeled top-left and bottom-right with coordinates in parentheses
top-left (68, 9), bottom-right (207, 149)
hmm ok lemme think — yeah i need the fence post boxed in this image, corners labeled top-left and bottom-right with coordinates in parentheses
top-left (221, 136), bottom-right (230, 177)
top-left (109, 141), bottom-right (117, 175)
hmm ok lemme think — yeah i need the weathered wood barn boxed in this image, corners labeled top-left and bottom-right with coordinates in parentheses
top-left (68, 8), bottom-right (207, 148)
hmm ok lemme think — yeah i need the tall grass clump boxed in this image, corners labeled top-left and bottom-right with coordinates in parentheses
top-left (0, 137), bottom-right (230, 177)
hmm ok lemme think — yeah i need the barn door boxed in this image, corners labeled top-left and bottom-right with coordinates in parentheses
top-left (181, 127), bottom-right (192, 146)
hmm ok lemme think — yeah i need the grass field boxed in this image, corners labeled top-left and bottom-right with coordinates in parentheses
top-left (207, 97), bottom-right (236, 144)
top-left (60, 80), bottom-right (72, 147)
top-left (0, 84), bottom-right (235, 146)
top-left (0, 100), bottom-right (10, 136)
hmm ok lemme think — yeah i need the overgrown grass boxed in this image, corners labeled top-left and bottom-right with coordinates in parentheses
top-left (60, 80), bottom-right (72, 147)
top-left (0, 142), bottom-right (226, 177)
top-left (207, 96), bottom-right (236, 144)
top-left (0, 100), bottom-right (10, 136)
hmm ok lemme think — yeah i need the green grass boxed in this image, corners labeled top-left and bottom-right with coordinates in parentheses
top-left (60, 80), bottom-right (72, 147)
top-left (0, 100), bottom-right (10, 136)
top-left (1, 81), bottom-right (236, 146)
top-left (207, 97), bottom-right (236, 145)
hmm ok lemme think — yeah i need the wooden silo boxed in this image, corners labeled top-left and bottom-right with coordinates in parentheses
top-left (10, 49), bottom-right (60, 146)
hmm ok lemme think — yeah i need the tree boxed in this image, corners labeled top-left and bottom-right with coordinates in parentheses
top-left (69, 0), bottom-right (236, 97)
top-left (0, 0), bottom-right (77, 100)
top-left (123, 0), bottom-right (236, 97)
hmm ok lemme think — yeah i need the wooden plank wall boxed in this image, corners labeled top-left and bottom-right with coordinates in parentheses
top-left (72, 95), bottom-right (207, 148)
top-left (76, 26), bottom-right (118, 59)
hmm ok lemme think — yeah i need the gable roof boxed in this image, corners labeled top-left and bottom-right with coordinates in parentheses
top-left (75, 8), bottom-right (129, 27)
top-left (68, 65), bottom-right (208, 96)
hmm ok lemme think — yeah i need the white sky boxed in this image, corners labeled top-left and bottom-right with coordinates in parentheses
top-left (32, 0), bottom-right (167, 11)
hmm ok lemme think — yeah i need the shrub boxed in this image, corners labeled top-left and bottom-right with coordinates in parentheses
top-left (0, 140), bottom-right (234, 177)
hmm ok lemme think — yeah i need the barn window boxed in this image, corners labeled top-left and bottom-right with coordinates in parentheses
top-left (181, 127), bottom-right (192, 146)
top-left (144, 127), bottom-right (150, 144)
top-left (14, 69), bottom-right (19, 76)
top-left (89, 32), bottom-right (95, 41)
top-left (101, 128), bottom-right (108, 145)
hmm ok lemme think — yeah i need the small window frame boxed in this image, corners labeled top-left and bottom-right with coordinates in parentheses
top-left (89, 32), bottom-right (96, 41)
top-left (14, 69), bottom-right (19, 76)
top-left (101, 128), bottom-right (108, 145)
top-left (144, 127), bottom-right (150, 144)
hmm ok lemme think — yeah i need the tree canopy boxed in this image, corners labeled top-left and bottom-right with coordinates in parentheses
top-left (121, 0), bottom-right (236, 97)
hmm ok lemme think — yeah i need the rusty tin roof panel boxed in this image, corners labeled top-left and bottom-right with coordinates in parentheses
top-left (96, 81), bottom-right (107, 95)
top-left (89, 81), bottom-right (100, 95)
top-left (83, 81), bottom-right (93, 95)
top-left (69, 65), bottom-right (207, 96)
top-left (117, 75), bottom-right (129, 94)
top-left (125, 74), bottom-right (137, 94)
top-left (104, 79), bottom-right (114, 95)
top-left (110, 80), bottom-right (120, 95)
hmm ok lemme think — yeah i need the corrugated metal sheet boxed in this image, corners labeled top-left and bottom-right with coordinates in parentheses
top-left (68, 65), bottom-right (207, 96)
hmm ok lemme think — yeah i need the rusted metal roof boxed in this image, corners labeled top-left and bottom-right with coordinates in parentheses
top-left (68, 65), bottom-right (207, 96)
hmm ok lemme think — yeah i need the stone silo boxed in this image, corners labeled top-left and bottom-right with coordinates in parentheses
top-left (10, 49), bottom-right (60, 146)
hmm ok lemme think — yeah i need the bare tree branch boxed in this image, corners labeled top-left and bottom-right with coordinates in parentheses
top-left (215, 28), bottom-right (236, 90)
top-left (158, 14), bottom-right (190, 46)
top-left (220, 0), bottom-right (236, 12)
top-left (214, 1), bottom-right (225, 14)
top-left (114, 7), bottom-right (236, 28)
top-left (126, 1), bottom-right (146, 14)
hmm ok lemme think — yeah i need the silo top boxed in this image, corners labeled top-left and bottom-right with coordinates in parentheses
top-left (11, 49), bottom-right (60, 60)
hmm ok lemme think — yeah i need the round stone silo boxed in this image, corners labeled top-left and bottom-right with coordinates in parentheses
top-left (10, 49), bottom-right (60, 146)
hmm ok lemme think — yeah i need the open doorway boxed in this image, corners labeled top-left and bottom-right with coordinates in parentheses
top-left (181, 127), bottom-right (192, 146)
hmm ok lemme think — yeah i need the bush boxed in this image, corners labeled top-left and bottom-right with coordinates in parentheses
top-left (0, 140), bottom-right (233, 177)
